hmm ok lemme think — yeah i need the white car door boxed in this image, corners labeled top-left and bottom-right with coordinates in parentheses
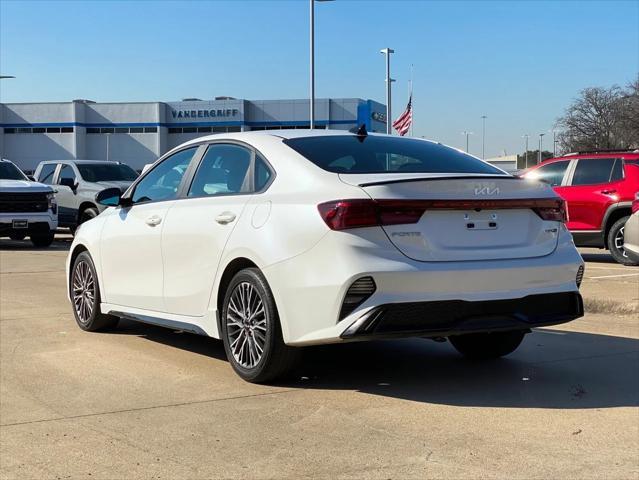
top-left (162, 143), bottom-right (267, 316)
top-left (100, 146), bottom-right (200, 312)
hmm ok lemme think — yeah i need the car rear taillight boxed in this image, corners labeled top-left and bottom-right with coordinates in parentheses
top-left (632, 193), bottom-right (639, 214)
top-left (318, 198), bottom-right (568, 231)
top-left (532, 199), bottom-right (568, 223)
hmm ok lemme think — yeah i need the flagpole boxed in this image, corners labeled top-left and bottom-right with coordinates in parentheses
top-left (409, 64), bottom-right (413, 136)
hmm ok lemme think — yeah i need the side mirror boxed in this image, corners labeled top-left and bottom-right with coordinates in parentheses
top-left (96, 187), bottom-right (123, 207)
top-left (59, 177), bottom-right (78, 191)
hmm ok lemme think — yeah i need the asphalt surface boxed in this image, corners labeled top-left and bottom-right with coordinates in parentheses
top-left (1, 237), bottom-right (638, 479)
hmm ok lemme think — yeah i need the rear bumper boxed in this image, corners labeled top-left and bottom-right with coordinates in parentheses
top-left (341, 291), bottom-right (583, 340)
top-left (264, 225), bottom-right (585, 346)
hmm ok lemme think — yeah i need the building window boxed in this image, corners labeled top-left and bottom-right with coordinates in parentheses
top-left (114, 127), bottom-right (128, 134)
top-left (182, 127), bottom-right (197, 133)
top-left (33, 127), bottom-right (46, 133)
top-left (197, 127), bottom-right (212, 133)
top-left (144, 127), bottom-right (157, 133)
top-left (129, 127), bottom-right (144, 133)
top-left (17, 127), bottom-right (32, 133)
top-left (100, 127), bottom-right (114, 134)
top-left (60, 127), bottom-right (74, 133)
top-left (168, 127), bottom-right (182, 134)
top-left (4, 128), bottom-right (16, 134)
top-left (87, 128), bottom-right (100, 134)
top-left (46, 128), bottom-right (61, 133)
top-left (227, 126), bottom-right (241, 132)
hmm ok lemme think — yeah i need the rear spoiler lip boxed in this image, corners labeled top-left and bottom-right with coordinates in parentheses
top-left (353, 174), bottom-right (520, 188)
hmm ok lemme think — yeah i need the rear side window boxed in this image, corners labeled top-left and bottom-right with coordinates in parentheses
top-left (255, 154), bottom-right (273, 191)
top-left (188, 144), bottom-right (251, 197)
top-left (38, 164), bottom-right (57, 184)
top-left (284, 135), bottom-right (503, 175)
top-left (571, 158), bottom-right (617, 185)
top-left (526, 161), bottom-right (569, 186)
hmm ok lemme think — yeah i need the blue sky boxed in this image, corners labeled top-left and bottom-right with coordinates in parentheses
top-left (1, 0), bottom-right (637, 157)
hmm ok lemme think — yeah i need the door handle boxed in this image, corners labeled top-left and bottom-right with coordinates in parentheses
top-left (215, 212), bottom-right (237, 225)
top-left (601, 189), bottom-right (617, 195)
top-left (145, 215), bottom-right (162, 227)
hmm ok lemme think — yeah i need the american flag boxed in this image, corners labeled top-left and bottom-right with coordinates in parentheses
top-left (392, 95), bottom-right (412, 136)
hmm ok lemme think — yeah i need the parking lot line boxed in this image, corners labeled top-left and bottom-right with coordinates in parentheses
top-left (584, 265), bottom-right (636, 271)
top-left (586, 273), bottom-right (639, 279)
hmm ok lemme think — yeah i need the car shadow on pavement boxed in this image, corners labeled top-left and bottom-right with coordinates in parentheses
top-left (579, 251), bottom-right (618, 264)
top-left (122, 320), bottom-right (639, 410)
top-left (0, 236), bottom-right (72, 251)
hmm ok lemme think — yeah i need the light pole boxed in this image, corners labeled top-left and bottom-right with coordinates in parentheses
top-left (552, 130), bottom-right (558, 157)
top-left (380, 48), bottom-right (395, 134)
top-left (538, 133), bottom-right (545, 164)
top-left (481, 115), bottom-right (487, 159)
top-left (462, 131), bottom-right (474, 153)
top-left (522, 134), bottom-right (529, 168)
top-left (309, 0), bottom-right (334, 129)
top-left (106, 133), bottom-right (111, 161)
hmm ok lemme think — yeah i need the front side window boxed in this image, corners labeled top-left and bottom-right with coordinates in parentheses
top-left (188, 144), bottom-right (251, 197)
top-left (132, 147), bottom-right (197, 203)
top-left (526, 161), bottom-right (569, 186)
top-left (38, 164), bottom-right (57, 184)
top-left (571, 158), bottom-right (617, 186)
top-left (0, 162), bottom-right (27, 180)
top-left (284, 135), bottom-right (504, 175)
top-left (77, 163), bottom-right (138, 182)
top-left (58, 165), bottom-right (77, 183)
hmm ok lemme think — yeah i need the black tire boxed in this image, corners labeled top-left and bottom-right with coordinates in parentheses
top-left (607, 216), bottom-right (638, 266)
top-left (30, 232), bottom-right (55, 247)
top-left (221, 268), bottom-right (299, 383)
top-left (70, 251), bottom-right (119, 332)
top-left (9, 232), bottom-right (26, 241)
top-left (449, 330), bottom-right (526, 359)
top-left (79, 207), bottom-right (99, 226)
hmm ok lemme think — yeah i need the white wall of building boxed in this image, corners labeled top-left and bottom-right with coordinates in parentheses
top-left (1, 98), bottom-right (383, 171)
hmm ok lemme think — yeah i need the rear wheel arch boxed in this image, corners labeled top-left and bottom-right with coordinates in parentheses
top-left (216, 258), bottom-right (259, 329)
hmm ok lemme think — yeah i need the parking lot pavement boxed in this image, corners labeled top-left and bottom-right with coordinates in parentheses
top-left (1, 239), bottom-right (638, 479)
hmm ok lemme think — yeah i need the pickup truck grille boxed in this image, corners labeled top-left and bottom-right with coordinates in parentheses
top-left (0, 192), bottom-right (49, 213)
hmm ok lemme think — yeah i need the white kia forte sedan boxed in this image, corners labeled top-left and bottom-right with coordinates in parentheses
top-left (66, 128), bottom-right (584, 382)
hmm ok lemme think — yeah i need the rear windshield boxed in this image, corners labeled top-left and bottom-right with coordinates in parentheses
top-left (284, 135), bottom-right (504, 175)
top-left (77, 163), bottom-right (138, 182)
top-left (0, 162), bottom-right (27, 180)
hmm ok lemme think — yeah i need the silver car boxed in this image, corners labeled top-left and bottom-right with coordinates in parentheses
top-left (33, 160), bottom-right (138, 232)
top-left (623, 192), bottom-right (639, 262)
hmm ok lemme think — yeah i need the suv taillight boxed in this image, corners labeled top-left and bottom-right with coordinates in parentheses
top-left (632, 193), bottom-right (639, 214)
top-left (317, 198), bottom-right (568, 231)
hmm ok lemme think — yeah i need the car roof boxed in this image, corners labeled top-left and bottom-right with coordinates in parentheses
top-left (40, 159), bottom-right (121, 165)
top-left (559, 150), bottom-right (639, 159)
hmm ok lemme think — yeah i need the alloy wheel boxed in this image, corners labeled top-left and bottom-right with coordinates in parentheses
top-left (614, 225), bottom-right (628, 258)
top-left (226, 282), bottom-right (268, 369)
top-left (72, 260), bottom-right (95, 324)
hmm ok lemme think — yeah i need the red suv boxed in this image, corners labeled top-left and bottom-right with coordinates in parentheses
top-left (524, 150), bottom-right (639, 265)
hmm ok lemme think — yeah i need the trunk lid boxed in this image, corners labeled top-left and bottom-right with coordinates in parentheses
top-left (340, 174), bottom-right (562, 262)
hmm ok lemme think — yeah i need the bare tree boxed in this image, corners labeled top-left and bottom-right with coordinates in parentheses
top-left (555, 80), bottom-right (638, 153)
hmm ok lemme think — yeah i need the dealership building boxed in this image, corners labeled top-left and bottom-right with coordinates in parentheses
top-left (0, 97), bottom-right (387, 171)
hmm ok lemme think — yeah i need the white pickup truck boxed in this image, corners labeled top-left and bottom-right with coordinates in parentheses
top-left (0, 159), bottom-right (58, 247)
